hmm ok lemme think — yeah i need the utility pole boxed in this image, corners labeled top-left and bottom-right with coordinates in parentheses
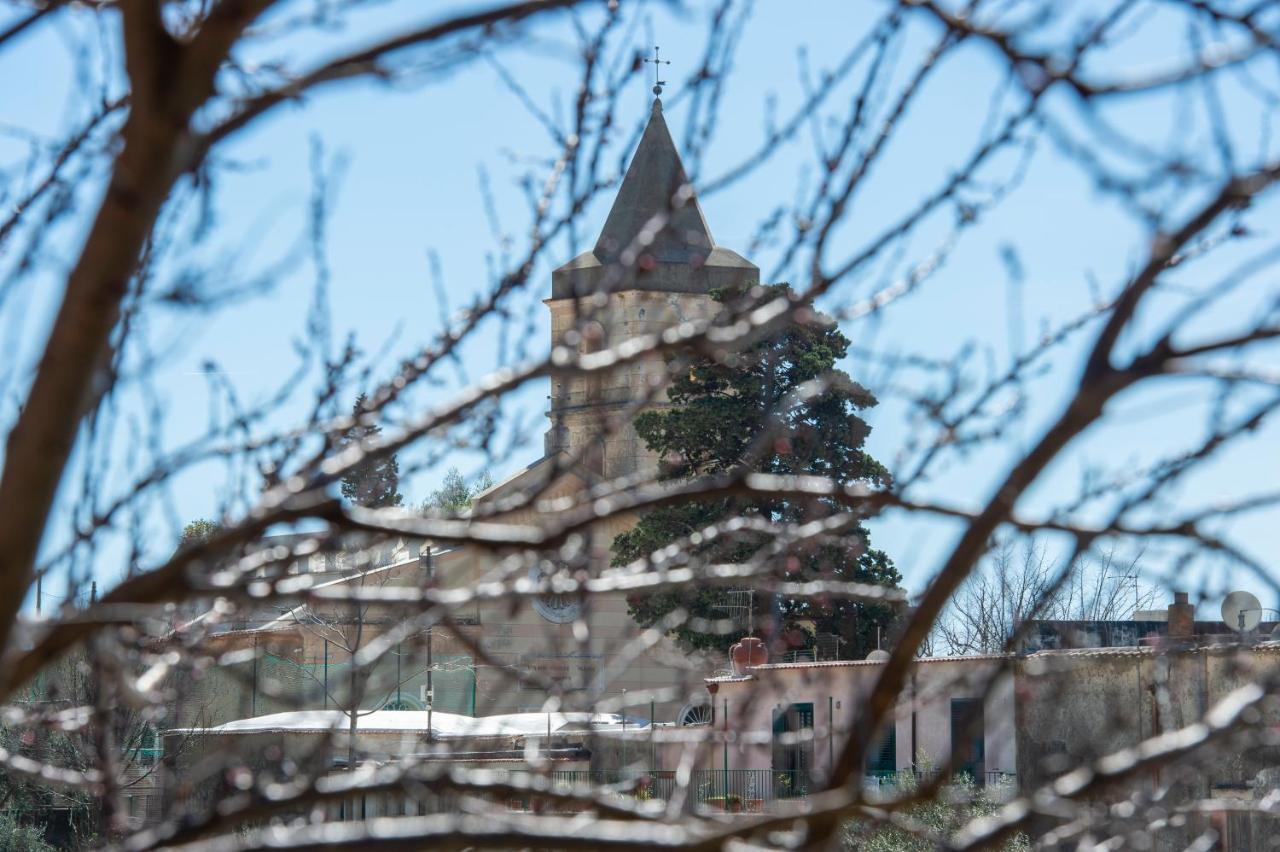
top-left (426, 546), bottom-right (434, 741)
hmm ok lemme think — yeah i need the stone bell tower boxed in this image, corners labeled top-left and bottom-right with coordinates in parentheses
top-left (545, 98), bottom-right (758, 481)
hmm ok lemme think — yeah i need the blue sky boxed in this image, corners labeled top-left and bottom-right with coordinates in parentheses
top-left (2, 1), bottom-right (1277, 612)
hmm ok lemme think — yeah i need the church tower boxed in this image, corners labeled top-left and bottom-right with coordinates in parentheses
top-left (545, 98), bottom-right (758, 480)
top-left (439, 98), bottom-right (760, 717)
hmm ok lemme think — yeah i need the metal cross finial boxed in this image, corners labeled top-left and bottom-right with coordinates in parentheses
top-left (644, 45), bottom-right (670, 96)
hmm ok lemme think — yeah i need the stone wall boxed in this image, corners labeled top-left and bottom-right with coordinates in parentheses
top-left (429, 545), bottom-right (710, 722)
top-left (545, 289), bottom-right (718, 478)
top-left (1015, 645), bottom-right (1280, 850)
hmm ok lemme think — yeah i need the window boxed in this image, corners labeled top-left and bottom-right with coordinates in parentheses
top-left (677, 703), bottom-right (713, 726)
top-left (133, 724), bottom-right (160, 766)
top-left (868, 724), bottom-right (896, 775)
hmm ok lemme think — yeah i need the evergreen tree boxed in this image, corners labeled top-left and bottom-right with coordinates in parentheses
top-left (339, 395), bottom-right (404, 508)
top-left (612, 284), bottom-right (901, 655)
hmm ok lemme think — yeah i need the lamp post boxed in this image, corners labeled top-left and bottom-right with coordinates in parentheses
top-left (426, 546), bottom-right (434, 740)
top-left (649, 698), bottom-right (656, 770)
top-left (722, 697), bottom-right (729, 802)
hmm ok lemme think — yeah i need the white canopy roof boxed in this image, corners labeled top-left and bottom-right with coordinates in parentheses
top-left (170, 709), bottom-right (647, 738)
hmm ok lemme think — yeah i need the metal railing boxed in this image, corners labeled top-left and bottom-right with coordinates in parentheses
top-left (691, 769), bottom-right (810, 810)
top-left (499, 769), bottom-right (811, 812)
top-left (864, 768), bottom-right (1017, 789)
top-left (985, 770), bottom-right (1016, 787)
top-left (543, 769), bottom-right (679, 802)
top-left (344, 768), bottom-right (1022, 818)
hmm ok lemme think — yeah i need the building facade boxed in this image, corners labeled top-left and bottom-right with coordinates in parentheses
top-left (422, 97), bottom-right (760, 724)
top-left (704, 655), bottom-right (1018, 793)
top-left (169, 96), bottom-right (765, 748)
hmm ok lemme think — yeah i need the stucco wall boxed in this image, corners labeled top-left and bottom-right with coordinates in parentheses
top-left (706, 657), bottom-right (1016, 781)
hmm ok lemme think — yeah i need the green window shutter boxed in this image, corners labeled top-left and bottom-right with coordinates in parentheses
top-left (869, 725), bottom-right (896, 773)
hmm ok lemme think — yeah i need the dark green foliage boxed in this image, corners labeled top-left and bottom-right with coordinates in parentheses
top-left (843, 771), bottom-right (1028, 851)
top-left (339, 395), bottom-right (404, 509)
top-left (0, 810), bottom-right (58, 852)
top-left (0, 726), bottom-right (87, 850)
top-left (613, 284), bottom-right (901, 654)
top-left (1, 649), bottom-right (141, 849)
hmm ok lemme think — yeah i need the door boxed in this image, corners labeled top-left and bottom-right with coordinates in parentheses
top-left (950, 698), bottom-right (985, 782)
top-left (772, 702), bottom-right (814, 777)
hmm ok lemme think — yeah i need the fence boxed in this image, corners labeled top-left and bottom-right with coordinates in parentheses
top-left (186, 651), bottom-right (477, 726)
top-left (691, 769), bottom-right (810, 810)
top-left (865, 768), bottom-right (1017, 788)
top-left (329, 768), bottom-right (1018, 819)
top-left (502, 769), bottom-right (812, 813)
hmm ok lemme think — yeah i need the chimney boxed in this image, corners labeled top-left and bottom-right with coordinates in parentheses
top-left (1167, 591), bottom-right (1195, 638)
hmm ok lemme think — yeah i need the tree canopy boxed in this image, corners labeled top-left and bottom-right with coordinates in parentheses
top-left (612, 284), bottom-right (902, 655)
top-left (180, 518), bottom-right (220, 545)
top-left (425, 467), bottom-right (495, 513)
top-left (339, 395), bottom-right (404, 509)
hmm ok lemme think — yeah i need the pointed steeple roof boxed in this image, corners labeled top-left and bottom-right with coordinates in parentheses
top-left (593, 98), bottom-right (714, 264)
top-left (552, 99), bottom-right (757, 299)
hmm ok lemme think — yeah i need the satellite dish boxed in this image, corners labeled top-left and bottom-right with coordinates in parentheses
top-left (866, 649), bottom-right (890, 662)
top-left (1222, 591), bottom-right (1262, 633)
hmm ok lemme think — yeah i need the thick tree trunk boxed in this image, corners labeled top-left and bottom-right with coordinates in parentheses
top-left (0, 114), bottom-right (183, 645)
top-left (0, 0), bottom-right (267, 660)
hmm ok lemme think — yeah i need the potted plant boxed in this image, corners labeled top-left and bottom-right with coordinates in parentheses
top-left (705, 794), bottom-right (743, 813)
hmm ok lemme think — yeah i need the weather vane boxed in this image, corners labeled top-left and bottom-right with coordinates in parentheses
top-left (644, 45), bottom-right (670, 96)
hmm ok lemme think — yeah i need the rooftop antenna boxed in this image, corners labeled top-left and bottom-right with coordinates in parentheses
top-left (644, 45), bottom-right (670, 96)
top-left (1222, 590), bottom-right (1263, 635)
top-left (716, 588), bottom-right (755, 636)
